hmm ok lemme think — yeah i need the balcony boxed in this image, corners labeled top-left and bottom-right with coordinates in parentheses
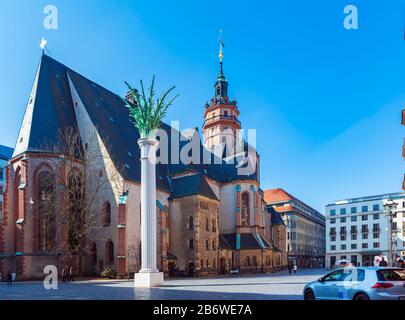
top-left (203, 115), bottom-right (241, 127)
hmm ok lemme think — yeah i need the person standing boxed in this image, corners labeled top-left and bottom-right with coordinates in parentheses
top-left (293, 263), bottom-right (297, 274)
top-left (7, 271), bottom-right (12, 285)
top-left (287, 262), bottom-right (292, 274)
top-left (69, 266), bottom-right (74, 282)
top-left (379, 257), bottom-right (388, 267)
top-left (61, 266), bottom-right (67, 282)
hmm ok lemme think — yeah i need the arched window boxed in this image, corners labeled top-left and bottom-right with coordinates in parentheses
top-left (252, 256), bottom-right (257, 266)
top-left (37, 170), bottom-right (55, 251)
top-left (189, 239), bottom-right (194, 250)
top-left (212, 240), bottom-right (216, 251)
top-left (103, 201), bottom-right (111, 226)
top-left (241, 192), bottom-right (250, 225)
top-left (188, 216), bottom-right (194, 230)
top-left (206, 239), bottom-right (209, 250)
top-left (205, 217), bottom-right (209, 231)
top-left (90, 242), bottom-right (97, 265)
top-left (105, 240), bottom-right (114, 265)
top-left (68, 173), bottom-right (82, 253)
top-left (212, 219), bottom-right (216, 232)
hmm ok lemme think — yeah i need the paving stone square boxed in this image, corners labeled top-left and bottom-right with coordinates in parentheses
top-left (0, 268), bottom-right (326, 300)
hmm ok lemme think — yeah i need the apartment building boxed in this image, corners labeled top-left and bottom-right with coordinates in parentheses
top-left (325, 192), bottom-right (405, 268)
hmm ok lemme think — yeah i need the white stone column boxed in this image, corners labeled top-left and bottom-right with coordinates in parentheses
top-left (134, 137), bottom-right (164, 287)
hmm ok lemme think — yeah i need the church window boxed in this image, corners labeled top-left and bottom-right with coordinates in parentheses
top-left (37, 170), bottom-right (56, 251)
top-left (103, 201), bottom-right (111, 226)
top-left (252, 256), bottom-right (257, 266)
top-left (188, 216), bottom-right (194, 230)
top-left (241, 192), bottom-right (250, 225)
top-left (105, 240), bottom-right (114, 265)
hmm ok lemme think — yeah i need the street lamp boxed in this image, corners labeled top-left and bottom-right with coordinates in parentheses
top-left (384, 198), bottom-right (398, 267)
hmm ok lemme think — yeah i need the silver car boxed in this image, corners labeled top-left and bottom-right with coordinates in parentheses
top-left (303, 267), bottom-right (405, 300)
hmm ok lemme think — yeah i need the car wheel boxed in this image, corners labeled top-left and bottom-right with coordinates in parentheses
top-left (304, 289), bottom-right (315, 300)
top-left (354, 293), bottom-right (370, 301)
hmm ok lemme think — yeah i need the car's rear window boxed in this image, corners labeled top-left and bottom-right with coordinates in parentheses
top-left (377, 269), bottom-right (405, 281)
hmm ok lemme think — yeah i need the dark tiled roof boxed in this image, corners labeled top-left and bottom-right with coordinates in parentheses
top-left (266, 205), bottom-right (285, 226)
top-left (19, 54), bottom-right (81, 155)
top-left (0, 145), bottom-right (14, 161)
top-left (14, 54), bottom-right (259, 190)
top-left (169, 173), bottom-right (219, 201)
top-left (220, 233), bottom-right (272, 250)
top-left (166, 252), bottom-right (177, 260)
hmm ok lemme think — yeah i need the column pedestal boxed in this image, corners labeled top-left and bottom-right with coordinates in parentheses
top-left (134, 137), bottom-right (164, 288)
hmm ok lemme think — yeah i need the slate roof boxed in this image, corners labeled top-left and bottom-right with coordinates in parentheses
top-left (266, 205), bottom-right (285, 226)
top-left (13, 54), bottom-right (259, 191)
top-left (169, 173), bottom-right (219, 200)
top-left (0, 145), bottom-right (14, 161)
top-left (219, 233), bottom-right (272, 250)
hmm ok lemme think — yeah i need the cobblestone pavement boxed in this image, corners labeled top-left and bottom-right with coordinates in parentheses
top-left (0, 268), bottom-right (326, 300)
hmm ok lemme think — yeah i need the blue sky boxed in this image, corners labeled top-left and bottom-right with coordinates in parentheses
top-left (0, 0), bottom-right (404, 211)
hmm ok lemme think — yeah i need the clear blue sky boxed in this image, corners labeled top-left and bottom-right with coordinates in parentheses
top-left (0, 0), bottom-right (404, 211)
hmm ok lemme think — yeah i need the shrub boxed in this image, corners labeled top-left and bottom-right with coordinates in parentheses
top-left (100, 266), bottom-right (116, 279)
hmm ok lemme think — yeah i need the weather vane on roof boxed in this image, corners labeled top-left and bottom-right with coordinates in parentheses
top-left (39, 37), bottom-right (51, 55)
top-left (219, 28), bottom-right (224, 63)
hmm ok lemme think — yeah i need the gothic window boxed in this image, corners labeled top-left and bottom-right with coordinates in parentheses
top-left (90, 242), bottom-right (97, 265)
top-left (252, 256), bottom-right (257, 266)
top-left (241, 192), bottom-right (250, 225)
top-left (105, 240), bottom-right (114, 265)
top-left (68, 173), bottom-right (83, 253)
top-left (37, 170), bottom-right (56, 251)
top-left (188, 216), bottom-right (194, 230)
top-left (103, 201), bottom-right (111, 226)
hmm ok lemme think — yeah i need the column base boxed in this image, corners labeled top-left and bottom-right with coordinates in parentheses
top-left (134, 271), bottom-right (164, 288)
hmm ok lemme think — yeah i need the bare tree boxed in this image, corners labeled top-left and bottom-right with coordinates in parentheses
top-left (34, 127), bottom-right (124, 263)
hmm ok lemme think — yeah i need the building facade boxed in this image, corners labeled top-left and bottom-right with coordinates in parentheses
top-left (0, 145), bottom-right (14, 274)
top-left (264, 188), bottom-right (326, 267)
top-left (0, 52), bottom-right (286, 279)
top-left (0, 145), bottom-right (13, 222)
top-left (402, 108), bottom-right (405, 190)
top-left (325, 192), bottom-right (405, 268)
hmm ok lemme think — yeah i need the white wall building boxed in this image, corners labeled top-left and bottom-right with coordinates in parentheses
top-left (325, 192), bottom-right (405, 268)
top-left (0, 145), bottom-right (14, 223)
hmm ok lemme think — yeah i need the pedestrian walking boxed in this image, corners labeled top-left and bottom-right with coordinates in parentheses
top-left (69, 266), bottom-right (74, 282)
top-left (379, 257), bottom-right (388, 267)
top-left (7, 270), bottom-right (12, 285)
top-left (61, 267), bottom-right (67, 282)
top-left (293, 264), bottom-right (297, 274)
top-left (287, 262), bottom-right (292, 274)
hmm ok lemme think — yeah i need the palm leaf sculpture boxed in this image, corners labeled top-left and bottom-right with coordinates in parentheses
top-left (123, 76), bottom-right (179, 139)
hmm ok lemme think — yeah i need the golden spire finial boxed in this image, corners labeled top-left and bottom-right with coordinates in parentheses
top-left (219, 28), bottom-right (224, 62)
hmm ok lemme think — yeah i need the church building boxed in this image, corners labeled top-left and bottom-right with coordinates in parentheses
top-left (0, 50), bottom-right (287, 279)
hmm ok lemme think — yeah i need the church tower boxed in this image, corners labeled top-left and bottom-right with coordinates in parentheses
top-left (203, 37), bottom-right (241, 151)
